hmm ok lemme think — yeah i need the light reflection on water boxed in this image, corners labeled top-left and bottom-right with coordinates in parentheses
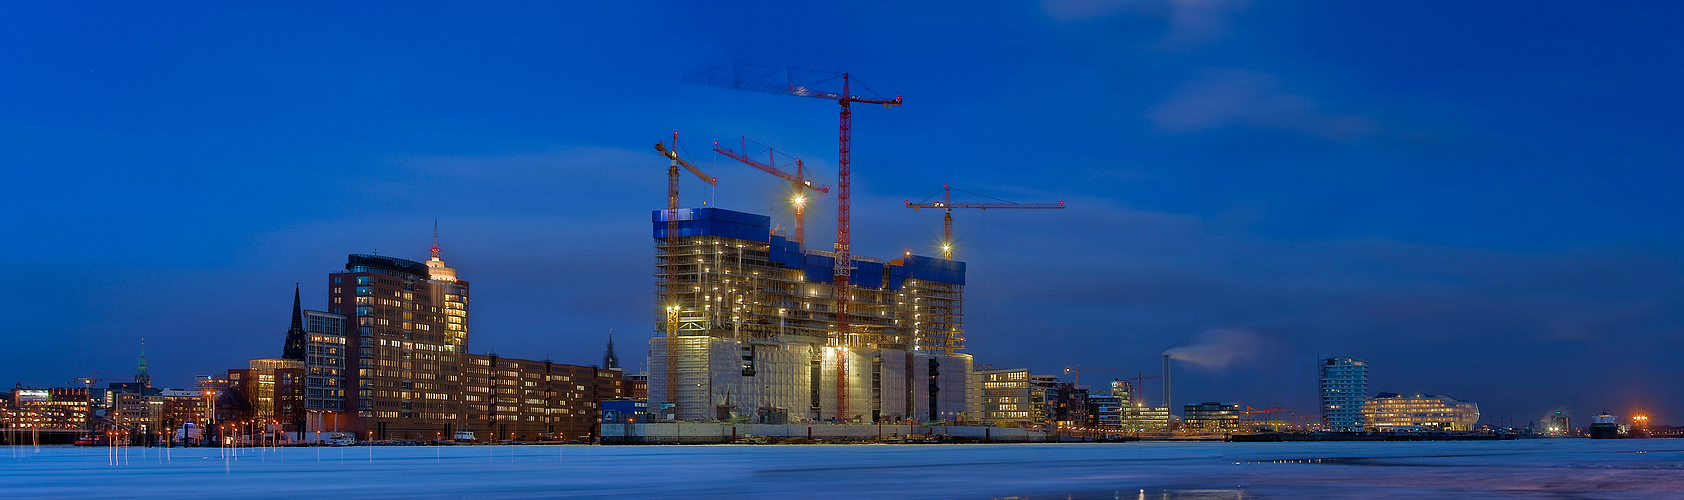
top-left (988, 488), bottom-right (1252, 500)
top-left (4, 442), bottom-right (1684, 498)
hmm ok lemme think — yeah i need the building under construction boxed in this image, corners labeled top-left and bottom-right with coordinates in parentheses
top-left (647, 208), bottom-right (973, 423)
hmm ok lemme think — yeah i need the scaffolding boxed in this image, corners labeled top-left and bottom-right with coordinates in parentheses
top-left (651, 208), bottom-right (971, 422)
top-left (654, 218), bottom-right (965, 352)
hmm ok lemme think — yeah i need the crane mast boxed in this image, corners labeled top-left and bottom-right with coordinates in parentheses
top-left (653, 132), bottom-right (716, 419)
top-left (690, 65), bottom-right (901, 421)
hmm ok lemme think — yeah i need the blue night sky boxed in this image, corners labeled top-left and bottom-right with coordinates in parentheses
top-left (3, 2), bottom-right (1681, 426)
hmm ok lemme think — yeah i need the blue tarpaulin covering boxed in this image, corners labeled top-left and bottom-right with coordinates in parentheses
top-left (803, 253), bottom-right (833, 283)
top-left (852, 260), bottom-right (884, 289)
top-left (652, 208), bottom-right (770, 242)
top-left (886, 264), bottom-right (908, 290)
top-left (892, 255), bottom-right (966, 286)
top-left (767, 235), bottom-right (806, 268)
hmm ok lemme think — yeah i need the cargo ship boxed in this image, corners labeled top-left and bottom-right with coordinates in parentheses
top-left (1589, 412), bottom-right (1622, 439)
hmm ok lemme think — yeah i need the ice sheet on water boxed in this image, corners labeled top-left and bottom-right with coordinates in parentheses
top-left (3, 440), bottom-right (1683, 499)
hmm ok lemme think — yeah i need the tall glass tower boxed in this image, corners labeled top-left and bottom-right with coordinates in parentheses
top-left (1319, 357), bottom-right (1368, 432)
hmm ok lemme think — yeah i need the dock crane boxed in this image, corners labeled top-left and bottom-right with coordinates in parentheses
top-left (713, 137), bottom-right (830, 244)
top-left (73, 372), bottom-right (126, 388)
top-left (653, 131), bottom-right (717, 420)
top-left (1062, 366), bottom-right (1130, 391)
top-left (688, 64), bottom-right (902, 421)
top-left (1235, 406), bottom-right (1290, 429)
top-left (907, 184), bottom-right (1064, 260)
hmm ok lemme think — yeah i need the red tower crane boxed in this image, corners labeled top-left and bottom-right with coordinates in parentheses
top-left (906, 184), bottom-right (1065, 260)
top-left (713, 137), bottom-right (831, 244)
top-left (653, 131), bottom-right (716, 418)
top-left (689, 64), bottom-right (901, 421)
top-left (1236, 406), bottom-right (1289, 428)
top-left (1122, 372), bottom-right (1164, 408)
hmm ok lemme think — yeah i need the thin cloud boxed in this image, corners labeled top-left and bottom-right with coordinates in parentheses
top-left (1148, 68), bottom-right (1381, 140)
top-left (1042, 0), bottom-right (1249, 43)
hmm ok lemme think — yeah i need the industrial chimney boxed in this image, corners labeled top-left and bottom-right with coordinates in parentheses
top-left (1162, 354), bottom-right (1172, 413)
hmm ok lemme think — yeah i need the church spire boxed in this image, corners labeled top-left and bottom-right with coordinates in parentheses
top-left (282, 283), bottom-right (307, 361)
top-left (602, 330), bottom-right (620, 370)
top-left (136, 339), bottom-right (151, 388)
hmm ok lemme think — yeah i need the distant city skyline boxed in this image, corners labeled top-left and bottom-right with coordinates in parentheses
top-left (4, 2), bottom-right (1681, 425)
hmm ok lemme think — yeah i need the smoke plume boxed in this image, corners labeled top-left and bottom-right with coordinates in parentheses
top-left (1162, 326), bottom-right (1267, 369)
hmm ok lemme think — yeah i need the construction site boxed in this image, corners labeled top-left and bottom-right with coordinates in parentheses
top-left (632, 66), bottom-right (1065, 440)
top-left (646, 207), bottom-right (974, 424)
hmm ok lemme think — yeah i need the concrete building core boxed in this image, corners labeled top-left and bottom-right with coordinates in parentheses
top-left (647, 208), bottom-right (973, 423)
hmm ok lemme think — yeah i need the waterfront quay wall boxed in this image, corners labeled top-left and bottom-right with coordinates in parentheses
top-left (602, 423), bottom-right (1052, 444)
top-left (1230, 432), bottom-right (1519, 442)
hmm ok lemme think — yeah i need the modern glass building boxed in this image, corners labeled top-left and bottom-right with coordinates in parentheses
top-left (301, 309), bottom-right (347, 413)
top-left (1363, 393), bottom-right (1479, 431)
top-left (976, 368), bottom-right (1033, 425)
top-left (1319, 357), bottom-right (1368, 432)
top-left (1182, 402), bottom-right (1241, 431)
top-left (1087, 395), bottom-right (1122, 428)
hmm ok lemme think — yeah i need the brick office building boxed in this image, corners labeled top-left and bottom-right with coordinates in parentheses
top-left (461, 355), bottom-right (625, 442)
top-left (287, 246), bottom-right (632, 442)
top-left (327, 250), bottom-right (469, 439)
